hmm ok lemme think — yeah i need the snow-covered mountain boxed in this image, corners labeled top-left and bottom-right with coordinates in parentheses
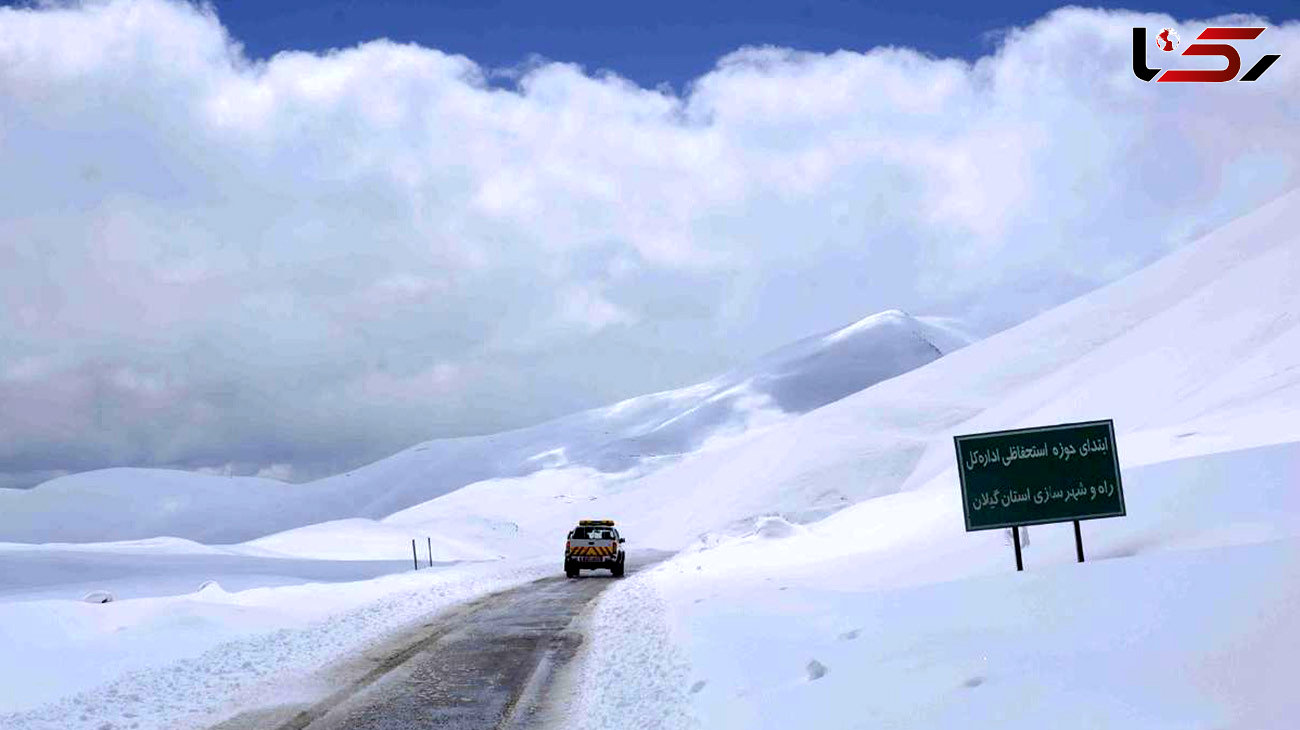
top-left (241, 187), bottom-right (1300, 566)
top-left (0, 310), bottom-right (965, 544)
top-left (251, 186), bottom-right (1298, 555)
top-left (607, 185), bottom-right (1300, 548)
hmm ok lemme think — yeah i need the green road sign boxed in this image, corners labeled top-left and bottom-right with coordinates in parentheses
top-left (954, 420), bottom-right (1125, 532)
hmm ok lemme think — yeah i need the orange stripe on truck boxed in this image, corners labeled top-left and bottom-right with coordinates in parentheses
top-left (568, 544), bottom-right (619, 557)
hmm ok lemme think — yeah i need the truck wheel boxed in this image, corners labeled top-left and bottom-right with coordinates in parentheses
top-left (612, 560), bottom-right (625, 578)
top-left (565, 561), bottom-right (578, 578)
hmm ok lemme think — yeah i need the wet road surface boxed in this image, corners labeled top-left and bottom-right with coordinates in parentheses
top-left (214, 551), bottom-right (665, 730)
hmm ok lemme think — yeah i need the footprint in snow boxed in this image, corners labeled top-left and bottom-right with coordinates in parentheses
top-left (963, 676), bottom-right (986, 688)
top-left (838, 629), bottom-right (860, 641)
top-left (806, 659), bottom-right (828, 681)
top-left (690, 680), bottom-right (707, 694)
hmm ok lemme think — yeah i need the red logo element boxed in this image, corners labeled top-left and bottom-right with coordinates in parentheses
top-left (1132, 27), bottom-right (1281, 82)
top-left (1156, 28), bottom-right (1180, 52)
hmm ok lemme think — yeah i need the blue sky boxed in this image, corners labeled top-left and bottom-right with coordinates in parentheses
top-left (213, 0), bottom-right (1294, 88)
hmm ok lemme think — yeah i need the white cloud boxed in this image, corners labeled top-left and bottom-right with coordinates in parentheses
top-left (555, 284), bottom-right (636, 333)
top-left (0, 0), bottom-right (1296, 485)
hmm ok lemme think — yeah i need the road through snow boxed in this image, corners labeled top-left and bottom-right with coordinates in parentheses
top-left (212, 551), bottom-right (668, 730)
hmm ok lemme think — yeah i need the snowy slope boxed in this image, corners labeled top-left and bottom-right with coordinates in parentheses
top-left (232, 186), bottom-right (1300, 730)
top-left (611, 186), bottom-right (1300, 548)
top-left (240, 190), bottom-right (1300, 564)
top-left (562, 441), bottom-right (1300, 730)
top-left (0, 310), bottom-right (962, 544)
top-left (555, 188), bottom-right (1300, 729)
top-left (573, 532), bottom-right (1300, 730)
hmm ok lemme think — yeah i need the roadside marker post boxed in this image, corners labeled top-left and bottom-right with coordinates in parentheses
top-left (427, 537), bottom-right (433, 567)
top-left (412, 539), bottom-right (419, 570)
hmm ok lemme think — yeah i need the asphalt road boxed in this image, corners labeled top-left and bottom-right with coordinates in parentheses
top-left (213, 551), bottom-right (665, 730)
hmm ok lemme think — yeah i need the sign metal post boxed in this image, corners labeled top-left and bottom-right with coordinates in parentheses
top-left (1012, 525), bottom-right (1023, 571)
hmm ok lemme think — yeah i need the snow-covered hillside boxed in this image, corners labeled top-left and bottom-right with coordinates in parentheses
top-left (153, 186), bottom-right (1300, 568)
top-left (596, 184), bottom-right (1300, 547)
top-left (556, 188), bottom-right (1300, 728)
top-left (284, 187), bottom-right (1300, 563)
top-left (0, 310), bottom-right (961, 544)
top-left (4, 185), bottom-right (1299, 730)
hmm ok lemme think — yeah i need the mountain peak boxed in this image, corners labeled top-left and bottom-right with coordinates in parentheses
top-left (823, 309), bottom-right (913, 344)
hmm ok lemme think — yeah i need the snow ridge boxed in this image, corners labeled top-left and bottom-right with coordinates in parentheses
top-left (0, 310), bottom-right (965, 544)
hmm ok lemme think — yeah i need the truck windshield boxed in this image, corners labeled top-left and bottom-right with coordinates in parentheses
top-left (572, 527), bottom-right (615, 540)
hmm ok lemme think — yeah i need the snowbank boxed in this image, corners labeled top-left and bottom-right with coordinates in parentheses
top-left (0, 558), bottom-right (553, 729)
top-left (559, 442), bottom-right (1300, 729)
top-left (641, 536), bottom-right (1300, 729)
top-left (0, 541), bottom-right (418, 602)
